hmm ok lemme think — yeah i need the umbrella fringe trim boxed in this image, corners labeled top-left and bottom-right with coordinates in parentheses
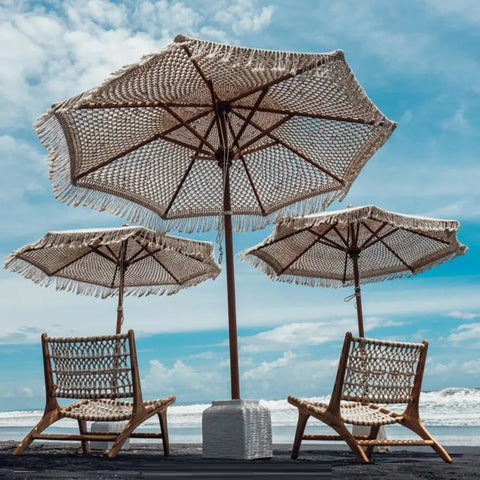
top-left (4, 257), bottom-right (220, 299)
top-left (279, 205), bottom-right (462, 232)
top-left (238, 248), bottom-right (467, 288)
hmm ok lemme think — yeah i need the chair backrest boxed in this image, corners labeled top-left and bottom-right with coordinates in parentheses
top-left (337, 333), bottom-right (427, 405)
top-left (42, 330), bottom-right (139, 400)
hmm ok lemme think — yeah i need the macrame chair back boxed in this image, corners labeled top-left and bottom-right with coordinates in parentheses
top-left (340, 335), bottom-right (427, 405)
top-left (44, 332), bottom-right (134, 399)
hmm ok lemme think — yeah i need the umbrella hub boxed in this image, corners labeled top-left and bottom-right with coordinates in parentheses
top-left (215, 147), bottom-right (234, 168)
top-left (215, 99), bottom-right (231, 115)
top-left (347, 247), bottom-right (361, 259)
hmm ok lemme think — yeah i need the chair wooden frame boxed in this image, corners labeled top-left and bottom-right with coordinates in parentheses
top-left (288, 332), bottom-right (452, 463)
top-left (14, 330), bottom-right (175, 458)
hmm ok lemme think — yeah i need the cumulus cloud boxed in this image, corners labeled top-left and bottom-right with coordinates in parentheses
top-left (446, 323), bottom-right (480, 344)
top-left (243, 351), bottom-right (295, 379)
top-left (447, 311), bottom-right (480, 321)
top-left (240, 317), bottom-right (402, 353)
top-left (214, 1), bottom-right (274, 35)
top-left (142, 358), bottom-right (227, 400)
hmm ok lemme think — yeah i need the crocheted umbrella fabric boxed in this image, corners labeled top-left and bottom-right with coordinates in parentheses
top-left (4, 226), bottom-right (220, 298)
top-left (240, 205), bottom-right (467, 287)
top-left (35, 35), bottom-right (396, 232)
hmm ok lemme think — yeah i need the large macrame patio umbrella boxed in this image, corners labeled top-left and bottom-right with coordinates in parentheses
top-left (4, 226), bottom-right (220, 334)
top-left (241, 205), bottom-right (467, 337)
top-left (34, 35), bottom-right (396, 399)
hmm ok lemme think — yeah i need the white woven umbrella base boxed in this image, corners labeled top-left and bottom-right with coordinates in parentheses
top-left (202, 400), bottom-right (272, 459)
top-left (352, 425), bottom-right (390, 452)
top-left (90, 421), bottom-right (130, 450)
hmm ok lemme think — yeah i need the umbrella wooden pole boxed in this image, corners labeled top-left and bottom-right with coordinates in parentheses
top-left (116, 241), bottom-right (127, 335)
top-left (224, 170), bottom-right (241, 400)
top-left (351, 254), bottom-right (365, 337)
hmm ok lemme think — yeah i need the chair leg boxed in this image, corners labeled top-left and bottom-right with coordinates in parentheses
top-left (403, 418), bottom-right (452, 463)
top-left (14, 409), bottom-right (60, 455)
top-left (158, 410), bottom-right (170, 456)
top-left (329, 421), bottom-right (370, 463)
top-left (77, 419), bottom-right (90, 454)
top-left (365, 424), bottom-right (380, 458)
top-left (107, 416), bottom-right (144, 459)
top-left (291, 412), bottom-right (309, 459)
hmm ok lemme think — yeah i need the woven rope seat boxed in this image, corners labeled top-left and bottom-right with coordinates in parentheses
top-left (287, 332), bottom-right (452, 464)
top-left (288, 397), bottom-right (402, 426)
top-left (61, 396), bottom-right (176, 422)
top-left (14, 330), bottom-right (175, 458)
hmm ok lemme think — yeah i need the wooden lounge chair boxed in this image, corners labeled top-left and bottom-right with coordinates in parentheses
top-left (288, 332), bottom-right (452, 463)
top-left (14, 330), bottom-right (175, 458)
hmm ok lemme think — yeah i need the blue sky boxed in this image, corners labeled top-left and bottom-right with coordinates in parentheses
top-left (0, 0), bottom-right (479, 411)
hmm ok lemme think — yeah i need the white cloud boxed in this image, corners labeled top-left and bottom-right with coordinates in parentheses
top-left (424, 0), bottom-right (480, 26)
top-left (448, 311), bottom-right (480, 321)
top-left (441, 105), bottom-right (474, 135)
top-left (214, 1), bottom-right (274, 35)
top-left (243, 351), bottom-right (295, 379)
top-left (446, 322), bottom-right (480, 344)
top-left (142, 358), bottom-right (226, 400)
top-left (240, 317), bottom-right (403, 353)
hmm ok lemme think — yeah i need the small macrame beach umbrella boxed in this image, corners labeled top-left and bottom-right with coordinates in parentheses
top-left (34, 35), bottom-right (395, 398)
top-left (241, 205), bottom-right (467, 337)
top-left (4, 226), bottom-right (220, 334)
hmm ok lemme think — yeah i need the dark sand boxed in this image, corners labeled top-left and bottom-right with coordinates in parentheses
top-left (0, 441), bottom-right (478, 479)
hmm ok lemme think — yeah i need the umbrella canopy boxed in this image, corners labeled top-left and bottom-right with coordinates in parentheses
top-left (34, 35), bottom-right (396, 399)
top-left (4, 226), bottom-right (220, 334)
top-left (241, 205), bottom-right (467, 336)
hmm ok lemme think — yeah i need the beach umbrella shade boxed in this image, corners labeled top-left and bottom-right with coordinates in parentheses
top-left (34, 35), bottom-right (396, 398)
top-left (241, 205), bottom-right (467, 337)
top-left (4, 226), bottom-right (221, 334)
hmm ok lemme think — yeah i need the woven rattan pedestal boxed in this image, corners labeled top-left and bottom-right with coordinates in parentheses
top-left (202, 400), bottom-right (272, 459)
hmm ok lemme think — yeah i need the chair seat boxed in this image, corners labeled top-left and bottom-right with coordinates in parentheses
top-left (60, 396), bottom-right (176, 422)
top-left (288, 396), bottom-right (403, 426)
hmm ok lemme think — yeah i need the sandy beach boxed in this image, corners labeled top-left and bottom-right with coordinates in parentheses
top-left (1, 441), bottom-right (478, 479)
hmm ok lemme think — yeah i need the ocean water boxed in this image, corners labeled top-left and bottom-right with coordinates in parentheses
top-left (1, 388), bottom-right (479, 445)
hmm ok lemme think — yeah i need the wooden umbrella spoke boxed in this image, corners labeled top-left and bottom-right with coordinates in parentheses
top-left (75, 109), bottom-right (213, 180)
top-left (239, 155), bottom-right (266, 215)
top-left (78, 101), bottom-right (212, 109)
top-left (232, 110), bottom-right (345, 186)
top-left (359, 222), bottom-right (388, 249)
top-left (164, 115), bottom-right (217, 217)
top-left (362, 223), bottom-right (415, 273)
top-left (234, 105), bottom-right (379, 126)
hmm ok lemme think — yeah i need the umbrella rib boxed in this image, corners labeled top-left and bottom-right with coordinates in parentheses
top-left (46, 249), bottom-right (95, 276)
top-left (232, 110), bottom-right (292, 152)
top-left (232, 87), bottom-right (269, 146)
top-left (162, 104), bottom-right (216, 152)
top-left (241, 140), bottom-right (279, 157)
top-left (228, 55), bottom-right (341, 105)
top-left (181, 45), bottom-right (219, 102)
top-left (89, 246), bottom-right (121, 265)
top-left (78, 101), bottom-right (212, 109)
top-left (332, 225), bottom-right (349, 247)
top-left (161, 136), bottom-right (213, 157)
top-left (359, 222), bottom-right (388, 249)
top-left (307, 228), bottom-right (345, 251)
top-left (234, 105), bottom-right (378, 127)
top-left (146, 247), bottom-right (181, 284)
top-left (223, 114), bottom-right (266, 216)
top-left (278, 236), bottom-right (321, 275)
top-left (239, 155), bottom-right (266, 215)
top-left (395, 226), bottom-right (451, 245)
top-left (75, 109), bottom-right (212, 180)
top-left (362, 223), bottom-right (415, 273)
top-left (232, 110), bottom-right (345, 186)
top-left (164, 115), bottom-right (217, 217)
top-left (362, 227), bottom-right (400, 250)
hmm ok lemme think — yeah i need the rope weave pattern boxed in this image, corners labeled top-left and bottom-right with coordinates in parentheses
top-left (34, 36), bottom-right (396, 232)
top-left (4, 226), bottom-right (220, 299)
top-left (60, 397), bottom-right (176, 421)
top-left (287, 397), bottom-right (402, 426)
top-left (47, 334), bottom-right (133, 399)
top-left (240, 205), bottom-right (467, 287)
top-left (342, 336), bottom-right (424, 404)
